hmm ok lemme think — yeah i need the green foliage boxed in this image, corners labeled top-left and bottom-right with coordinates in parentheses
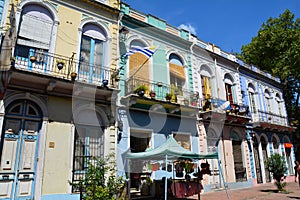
top-left (265, 154), bottom-right (287, 191)
top-left (134, 84), bottom-right (148, 93)
top-left (69, 155), bottom-right (125, 200)
top-left (238, 9), bottom-right (300, 136)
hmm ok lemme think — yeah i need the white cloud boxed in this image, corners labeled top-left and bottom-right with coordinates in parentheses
top-left (178, 23), bottom-right (197, 35)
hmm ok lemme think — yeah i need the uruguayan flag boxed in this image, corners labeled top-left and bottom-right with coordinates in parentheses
top-left (125, 46), bottom-right (156, 58)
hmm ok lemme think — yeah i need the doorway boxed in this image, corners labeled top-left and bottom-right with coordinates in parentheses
top-left (0, 99), bottom-right (42, 199)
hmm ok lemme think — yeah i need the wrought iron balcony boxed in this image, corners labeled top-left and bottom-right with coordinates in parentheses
top-left (256, 110), bottom-right (288, 126)
top-left (200, 98), bottom-right (249, 116)
top-left (124, 77), bottom-right (199, 107)
top-left (13, 50), bottom-right (117, 87)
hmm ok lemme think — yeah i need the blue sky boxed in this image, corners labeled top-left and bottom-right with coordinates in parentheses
top-left (123, 0), bottom-right (300, 53)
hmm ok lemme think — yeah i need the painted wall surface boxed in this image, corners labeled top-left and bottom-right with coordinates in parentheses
top-left (152, 43), bottom-right (167, 83)
top-left (42, 122), bottom-right (73, 195)
top-left (55, 5), bottom-right (81, 56)
top-left (55, 1), bottom-right (119, 70)
top-left (48, 96), bottom-right (72, 123)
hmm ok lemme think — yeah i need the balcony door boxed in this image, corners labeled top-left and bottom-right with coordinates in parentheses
top-left (0, 100), bottom-right (42, 199)
top-left (15, 4), bottom-right (54, 72)
top-left (79, 24), bottom-right (106, 84)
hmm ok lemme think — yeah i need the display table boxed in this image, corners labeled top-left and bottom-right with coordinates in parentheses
top-left (171, 180), bottom-right (203, 198)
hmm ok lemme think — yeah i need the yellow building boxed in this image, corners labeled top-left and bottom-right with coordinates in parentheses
top-left (0, 0), bottom-right (120, 199)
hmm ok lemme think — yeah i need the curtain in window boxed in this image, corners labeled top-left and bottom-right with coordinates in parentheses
top-left (17, 14), bottom-right (53, 49)
top-left (202, 76), bottom-right (211, 99)
top-left (169, 63), bottom-right (185, 80)
top-left (129, 52), bottom-right (149, 79)
top-left (174, 134), bottom-right (191, 150)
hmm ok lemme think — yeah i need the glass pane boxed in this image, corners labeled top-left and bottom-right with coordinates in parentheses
top-left (27, 105), bottom-right (37, 116)
top-left (80, 36), bottom-right (91, 73)
top-left (10, 104), bottom-right (22, 115)
top-left (94, 40), bottom-right (103, 67)
top-left (88, 128), bottom-right (103, 159)
top-left (74, 127), bottom-right (86, 171)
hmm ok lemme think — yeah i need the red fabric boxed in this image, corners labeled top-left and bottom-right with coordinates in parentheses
top-left (171, 181), bottom-right (202, 198)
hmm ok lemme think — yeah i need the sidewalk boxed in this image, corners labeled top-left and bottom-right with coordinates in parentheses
top-left (188, 181), bottom-right (300, 200)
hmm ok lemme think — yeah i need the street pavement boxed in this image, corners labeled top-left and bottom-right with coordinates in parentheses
top-left (188, 180), bottom-right (300, 200)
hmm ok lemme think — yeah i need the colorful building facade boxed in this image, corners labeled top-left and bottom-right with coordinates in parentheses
top-left (0, 0), bottom-right (120, 199)
top-left (0, 0), bottom-right (296, 199)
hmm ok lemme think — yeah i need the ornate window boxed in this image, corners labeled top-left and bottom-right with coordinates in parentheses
top-left (79, 23), bottom-right (107, 83)
top-left (169, 53), bottom-right (185, 91)
top-left (248, 83), bottom-right (257, 114)
top-left (15, 4), bottom-right (55, 64)
top-left (224, 73), bottom-right (235, 104)
top-left (264, 89), bottom-right (272, 113)
top-left (128, 40), bottom-right (150, 79)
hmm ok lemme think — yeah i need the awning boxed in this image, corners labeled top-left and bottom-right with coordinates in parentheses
top-left (124, 136), bottom-right (218, 161)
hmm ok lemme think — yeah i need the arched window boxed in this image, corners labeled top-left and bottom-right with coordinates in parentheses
top-left (72, 109), bottom-right (105, 192)
top-left (200, 64), bottom-right (212, 100)
top-left (261, 135), bottom-right (271, 182)
top-left (128, 40), bottom-right (149, 79)
top-left (231, 131), bottom-right (246, 182)
top-left (169, 53), bottom-right (185, 92)
top-left (248, 83), bottom-right (257, 114)
top-left (275, 93), bottom-right (282, 115)
top-left (264, 89), bottom-right (272, 113)
top-left (79, 23), bottom-right (107, 83)
top-left (15, 4), bottom-right (54, 58)
top-left (224, 73), bottom-right (235, 104)
top-left (272, 136), bottom-right (280, 154)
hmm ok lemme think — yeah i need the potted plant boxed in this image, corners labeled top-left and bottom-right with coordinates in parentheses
top-left (134, 84), bottom-right (148, 97)
top-left (70, 72), bottom-right (77, 81)
top-left (183, 98), bottom-right (189, 106)
top-left (56, 60), bottom-right (66, 70)
top-left (165, 93), bottom-right (172, 101)
top-left (30, 56), bottom-right (36, 63)
top-left (149, 90), bottom-right (156, 98)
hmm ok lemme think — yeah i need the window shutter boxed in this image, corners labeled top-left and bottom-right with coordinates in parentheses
top-left (169, 63), bottom-right (185, 80)
top-left (17, 14), bottom-right (53, 49)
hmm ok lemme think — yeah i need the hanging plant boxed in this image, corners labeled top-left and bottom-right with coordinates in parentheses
top-left (30, 56), bottom-right (37, 63)
top-left (56, 60), bottom-right (66, 70)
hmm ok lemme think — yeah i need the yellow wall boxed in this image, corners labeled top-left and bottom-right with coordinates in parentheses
top-left (54, 1), bottom-right (119, 71)
top-left (55, 5), bottom-right (81, 57)
top-left (42, 122), bottom-right (73, 194)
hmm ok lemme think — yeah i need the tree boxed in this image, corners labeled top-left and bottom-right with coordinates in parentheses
top-left (69, 154), bottom-right (126, 200)
top-left (238, 9), bottom-right (300, 129)
top-left (265, 154), bottom-right (287, 192)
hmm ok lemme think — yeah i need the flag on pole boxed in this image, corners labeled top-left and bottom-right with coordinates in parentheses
top-left (125, 46), bottom-right (156, 58)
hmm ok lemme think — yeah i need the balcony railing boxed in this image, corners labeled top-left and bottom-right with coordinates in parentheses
top-left (200, 98), bottom-right (249, 116)
top-left (13, 50), bottom-right (116, 87)
top-left (256, 110), bottom-right (288, 126)
top-left (125, 77), bottom-right (199, 107)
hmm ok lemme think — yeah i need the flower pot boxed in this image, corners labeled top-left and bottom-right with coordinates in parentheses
top-left (30, 56), bottom-right (36, 63)
top-left (70, 72), bottom-right (77, 81)
top-left (57, 63), bottom-right (64, 70)
top-left (157, 82), bottom-right (163, 87)
top-left (102, 79), bottom-right (109, 86)
top-left (150, 92), bottom-right (156, 98)
top-left (115, 75), bottom-right (120, 82)
top-left (138, 90), bottom-right (145, 97)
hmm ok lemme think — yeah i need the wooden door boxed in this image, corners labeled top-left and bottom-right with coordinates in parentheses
top-left (0, 100), bottom-right (42, 199)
